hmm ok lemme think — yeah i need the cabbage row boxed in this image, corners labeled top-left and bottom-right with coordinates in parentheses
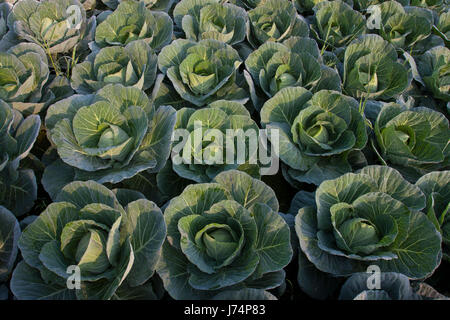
top-left (0, 0), bottom-right (449, 301)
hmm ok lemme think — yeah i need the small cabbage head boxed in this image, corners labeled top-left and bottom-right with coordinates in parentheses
top-left (343, 35), bottom-right (409, 100)
top-left (158, 39), bottom-right (248, 107)
top-left (295, 165), bottom-right (442, 280)
top-left (247, 0), bottom-right (309, 48)
top-left (312, 0), bottom-right (367, 49)
top-left (416, 46), bottom-right (450, 102)
top-left (171, 100), bottom-right (260, 183)
top-left (174, 0), bottom-right (248, 45)
top-left (42, 84), bottom-right (176, 198)
top-left (11, 181), bottom-right (166, 300)
top-left (416, 171), bottom-right (450, 262)
top-left (157, 170), bottom-right (292, 299)
top-left (71, 40), bottom-right (158, 94)
top-left (375, 104), bottom-right (449, 179)
top-left (0, 43), bottom-right (50, 113)
top-left (260, 87), bottom-right (368, 186)
top-left (94, 0), bottom-right (173, 51)
top-left (8, 0), bottom-right (89, 54)
top-left (0, 205), bottom-right (20, 299)
top-left (0, 99), bottom-right (40, 217)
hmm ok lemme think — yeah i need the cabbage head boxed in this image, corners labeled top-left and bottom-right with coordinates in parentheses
top-left (416, 46), bottom-right (450, 102)
top-left (295, 165), bottom-right (442, 280)
top-left (11, 180), bottom-right (166, 300)
top-left (376, 1), bottom-right (434, 52)
top-left (247, 0), bottom-right (309, 48)
top-left (42, 84), bottom-right (176, 198)
top-left (71, 40), bottom-right (158, 94)
top-left (260, 87), bottom-right (368, 186)
top-left (173, 0), bottom-right (248, 45)
top-left (157, 170), bottom-right (292, 299)
top-left (94, 0), bottom-right (173, 52)
top-left (311, 0), bottom-right (367, 49)
top-left (375, 104), bottom-right (449, 179)
top-left (245, 37), bottom-right (322, 108)
top-left (171, 100), bottom-right (260, 183)
top-left (0, 43), bottom-right (50, 114)
top-left (7, 0), bottom-right (90, 54)
top-left (338, 272), bottom-right (446, 300)
top-left (342, 35), bottom-right (409, 100)
top-left (0, 99), bottom-right (40, 216)
top-left (158, 39), bottom-right (248, 107)
top-left (416, 171), bottom-right (450, 262)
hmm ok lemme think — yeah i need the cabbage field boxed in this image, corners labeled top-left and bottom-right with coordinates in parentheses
top-left (0, 0), bottom-right (449, 301)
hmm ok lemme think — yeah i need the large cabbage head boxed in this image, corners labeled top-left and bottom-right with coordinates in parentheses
top-left (260, 87), bottom-right (368, 186)
top-left (71, 40), bottom-right (158, 94)
top-left (416, 171), bottom-right (450, 262)
top-left (245, 37), bottom-right (323, 108)
top-left (157, 170), bottom-right (292, 299)
top-left (375, 104), bottom-right (449, 179)
top-left (171, 100), bottom-right (260, 183)
top-left (11, 181), bottom-right (166, 300)
top-left (7, 0), bottom-right (89, 54)
top-left (173, 0), bottom-right (248, 45)
top-left (312, 0), bottom-right (367, 49)
top-left (342, 35), bottom-right (409, 100)
top-left (0, 99), bottom-right (40, 217)
top-left (0, 205), bottom-right (20, 299)
top-left (416, 46), bottom-right (450, 102)
top-left (247, 0), bottom-right (309, 48)
top-left (376, 1), bottom-right (433, 52)
top-left (295, 165), bottom-right (442, 280)
top-left (94, 0), bottom-right (173, 51)
top-left (158, 39), bottom-right (248, 107)
top-left (0, 43), bottom-right (49, 113)
top-left (42, 84), bottom-right (176, 198)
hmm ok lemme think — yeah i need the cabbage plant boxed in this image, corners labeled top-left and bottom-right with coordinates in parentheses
top-left (247, 0), bottom-right (309, 48)
top-left (100, 0), bottom-right (174, 11)
top-left (71, 40), bottom-right (158, 94)
top-left (11, 180), bottom-right (166, 300)
top-left (339, 272), bottom-right (446, 300)
top-left (416, 46), bottom-right (450, 102)
top-left (0, 1), bottom-right (19, 50)
top-left (173, 0), bottom-right (248, 45)
top-left (42, 84), bottom-right (176, 198)
top-left (0, 43), bottom-right (50, 114)
top-left (157, 170), bottom-right (292, 299)
top-left (94, 0), bottom-right (173, 52)
top-left (171, 100), bottom-right (260, 183)
top-left (374, 104), bottom-right (449, 179)
top-left (158, 39), bottom-right (248, 107)
top-left (0, 206), bottom-right (20, 300)
top-left (260, 87), bottom-right (368, 186)
top-left (342, 35), bottom-right (409, 100)
top-left (311, 1), bottom-right (367, 49)
top-left (295, 165), bottom-right (442, 280)
top-left (0, 99), bottom-right (40, 216)
top-left (245, 37), bottom-right (322, 107)
top-left (416, 171), bottom-right (450, 261)
top-left (7, 0), bottom-right (90, 54)
top-left (376, 1), bottom-right (433, 52)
